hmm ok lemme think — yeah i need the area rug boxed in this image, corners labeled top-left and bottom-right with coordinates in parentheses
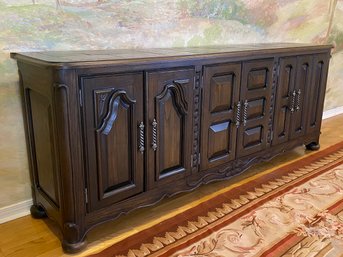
top-left (89, 142), bottom-right (343, 257)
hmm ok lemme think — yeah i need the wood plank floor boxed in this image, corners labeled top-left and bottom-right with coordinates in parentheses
top-left (1, 114), bottom-right (343, 257)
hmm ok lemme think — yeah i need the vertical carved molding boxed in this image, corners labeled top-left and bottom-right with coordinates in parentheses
top-left (192, 71), bottom-right (201, 170)
top-left (267, 59), bottom-right (278, 145)
top-left (53, 83), bottom-right (79, 242)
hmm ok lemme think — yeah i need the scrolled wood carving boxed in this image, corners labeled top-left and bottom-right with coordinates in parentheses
top-left (156, 81), bottom-right (188, 115)
top-left (96, 90), bottom-right (136, 135)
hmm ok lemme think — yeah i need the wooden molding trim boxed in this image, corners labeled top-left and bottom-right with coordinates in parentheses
top-left (0, 199), bottom-right (33, 224)
top-left (323, 106), bottom-right (343, 119)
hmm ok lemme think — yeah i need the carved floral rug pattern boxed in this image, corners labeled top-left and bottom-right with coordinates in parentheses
top-left (89, 143), bottom-right (343, 257)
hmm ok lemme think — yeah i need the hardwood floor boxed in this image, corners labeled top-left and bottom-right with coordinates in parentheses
top-left (1, 114), bottom-right (343, 257)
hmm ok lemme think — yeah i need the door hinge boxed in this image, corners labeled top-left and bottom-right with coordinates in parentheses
top-left (79, 89), bottom-right (83, 107)
top-left (270, 130), bottom-right (274, 142)
top-left (84, 188), bottom-right (88, 204)
top-left (198, 153), bottom-right (201, 165)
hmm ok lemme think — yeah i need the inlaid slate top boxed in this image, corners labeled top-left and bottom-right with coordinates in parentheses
top-left (11, 43), bottom-right (332, 68)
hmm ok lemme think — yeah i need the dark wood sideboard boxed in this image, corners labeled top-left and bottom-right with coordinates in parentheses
top-left (11, 43), bottom-right (332, 253)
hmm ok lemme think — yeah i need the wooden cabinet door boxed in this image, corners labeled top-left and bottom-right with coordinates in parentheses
top-left (146, 69), bottom-right (194, 188)
top-left (306, 53), bottom-right (330, 135)
top-left (81, 73), bottom-right (144, 211)
top-left (289, 55), bottom-right (313, 139)
top-left (273, 57), bottom-right (297, 145)
top-left (237, 59), bottom-right (274, 157)
top-left (200, 63), bottom-right (241, 170)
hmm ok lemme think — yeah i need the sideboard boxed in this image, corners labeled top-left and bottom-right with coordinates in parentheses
top-left (11, 43), bottom-right (332, 253)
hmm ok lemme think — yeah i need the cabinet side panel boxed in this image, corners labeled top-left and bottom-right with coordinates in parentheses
top-left (28, 90), bottom-right (60, 207)
top-left (306, 53), bottom-right (330, 136)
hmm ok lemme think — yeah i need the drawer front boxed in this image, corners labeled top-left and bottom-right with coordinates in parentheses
top-left (81, 72), bottom-right (144, 211)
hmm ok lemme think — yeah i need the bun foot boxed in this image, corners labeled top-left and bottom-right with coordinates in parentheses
top-left (306, 142), bottom-right (320, 151)
top-left (30, 205), bottom-right (47, 219)
top-left (62, 238), bottom-right (87, 254)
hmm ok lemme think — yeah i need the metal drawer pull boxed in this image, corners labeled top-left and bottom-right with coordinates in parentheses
top-left (243, 100), bottom-right (248, 127)
top-left (235, 101), bottom-right (241, 127)
top-left (152, 119), bottom-right (158, 151)
top-left (296, 89), bottom-right (301, 111)
top-left (138, 122), bottom-right (145, 154)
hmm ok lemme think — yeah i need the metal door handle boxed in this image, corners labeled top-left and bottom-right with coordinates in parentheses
top-left (235, 101), bottom-right (241, 127)
top-left (138, 122), bottom-right (144, 154)
top-left (151, 119), bottom-right (157, 151)
top-left (296, 89), bottom-right (301, 111)
top-left (243, 100), bottom-right (248, 127)
top-left (290, 90), bottom-right (296, 113)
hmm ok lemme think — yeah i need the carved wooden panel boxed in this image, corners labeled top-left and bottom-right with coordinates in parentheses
top-left (237, 59), bottom-right (274, 157)
top-left (243, 125), bottom-right (263, 148)
top-left (272, 57), bottom-right (297, 145)
top-left (306, 53), bottom-right (330, 135)
top-left (210, 74), bottom-right (234, 113)
top-left (247, 68), bottom-right (268, 90)
top-left (201, 63), bottom-right (241, 170)
top-left (208, 121), bottom-right (231, 161)
top-left (146, 69), bottom-right (194, 188)
top-left (81, 73), bottom-right (144, 211)
top-left (28, 89), bottom-right (60, 207)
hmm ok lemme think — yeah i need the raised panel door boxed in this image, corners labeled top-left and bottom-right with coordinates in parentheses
top-left (237, 59), bottom-right (274, 157)
top-left (81, 73), bottom-right (144, 211)
top-left (200, 63), bottom-right (241, 170)
top-left (273, 57), bottom-right (297, 145)
top-left (146, 69), bottom-right (194, 188)
top-left (290, 55), bottom-right (313, 139)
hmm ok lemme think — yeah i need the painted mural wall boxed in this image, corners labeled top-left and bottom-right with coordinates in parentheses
top-left (0, 0), bottom-right (342, 208)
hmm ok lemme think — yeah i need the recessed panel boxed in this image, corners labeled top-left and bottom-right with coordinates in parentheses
top-left (277, 107), bottom-right (287, 138)
top-left (243, 125), bottom-right (263, 148)
top-left (30, 90), bottom-right (59, 207)
top-left (99, 102), bottom-right (131, 195)
top-left (159, 91), bottom-right (182, 175)
top-left (208, 121), bottom-right (230, 161)
top-left (310, 61), bottom-right (323, 127)
top-left (248, 69), bottom-right (267, 90)
top-left (210, 74), bottom-right (234, 113)
top-left (282, 65), bottom-right (294, 97)
top-left (247, 98), bottom-right (265, 120)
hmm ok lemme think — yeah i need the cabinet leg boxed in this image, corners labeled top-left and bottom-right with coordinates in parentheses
top-left (62, 237), bottom-right (87, 253)
top-left (30, 205), bottom-right (47, 219)
top-left (306, 142), bottom-right (320, 151)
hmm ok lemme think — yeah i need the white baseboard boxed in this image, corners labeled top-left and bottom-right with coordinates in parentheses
top-left (0, 199), bottom-right (33, 224)
top-left (323, 106), bottom-right (343, 119)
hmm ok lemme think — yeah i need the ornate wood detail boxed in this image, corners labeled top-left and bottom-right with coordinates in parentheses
top-left (96, 90), bottom-right (136, 135)
top-left (156, 82), bottom-right (188, 115)
top-left (93, 88), bottom-right (113, 126)
top-left (192, 71), bottom-right (201, 170)
top-left (267, 59), bottom-right (279, 145)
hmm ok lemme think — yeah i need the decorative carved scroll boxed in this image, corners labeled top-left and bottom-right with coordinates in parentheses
top-left (156, 81), bottom-right (188, 115)
top-left (96, 90), bottom-right (136, 135)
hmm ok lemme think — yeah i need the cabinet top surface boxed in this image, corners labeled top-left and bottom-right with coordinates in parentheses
top-left (11, 43), bottom-right (332, 68)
